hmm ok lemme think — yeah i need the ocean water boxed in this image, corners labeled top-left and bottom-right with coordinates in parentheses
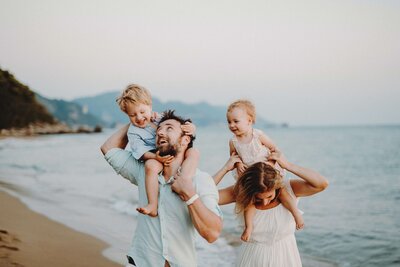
top-left (0, 125), bottom-right (399, 267)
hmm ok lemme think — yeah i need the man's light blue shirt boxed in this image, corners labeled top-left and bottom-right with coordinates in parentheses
top-left (104, 148), bottom-right (222, 267)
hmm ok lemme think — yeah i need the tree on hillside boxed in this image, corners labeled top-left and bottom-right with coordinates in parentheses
top-left (0, 68), bottom-right (55, 129)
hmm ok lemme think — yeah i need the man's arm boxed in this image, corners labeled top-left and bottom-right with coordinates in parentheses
top-left (101, 124), bottom-right (141, 185)
top-left (171, 174), bottom-right (222, 243)
top-left (100, 124), bottom-right (130, 155)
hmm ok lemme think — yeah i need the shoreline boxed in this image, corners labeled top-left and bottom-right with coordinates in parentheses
top-left (0, 190), bottom-right (122, 267)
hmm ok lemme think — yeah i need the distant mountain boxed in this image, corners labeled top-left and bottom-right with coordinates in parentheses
top-left (73, 91), bottom-right (277, 127)
top-left (73, 91), bottom-right (124, 127)
top-left (35, 94), bottom-right (104, 128)
top-left (0, 68), bottom-right (55, 129)
top-left (0, 67), bottom-right (104, 133)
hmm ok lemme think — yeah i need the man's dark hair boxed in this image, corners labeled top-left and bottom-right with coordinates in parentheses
top-left (159, 109), bottom-right (196, 148)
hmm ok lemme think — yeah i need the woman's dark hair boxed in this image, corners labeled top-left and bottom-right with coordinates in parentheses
top-left (233, 162), bottom-right (283, 214)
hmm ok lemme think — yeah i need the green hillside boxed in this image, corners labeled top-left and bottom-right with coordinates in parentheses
top-left (35, 93), bottom-right (104, 128)
top-left (0, 68), bottom-right (55, 129)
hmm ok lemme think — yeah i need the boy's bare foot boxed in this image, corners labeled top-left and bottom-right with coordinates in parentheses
top-left (241, 227), bottom-right (252, 242)
top-left (137, 204), bottom-right (158, 217)
top-left (294, 212), bottom-right (304, 230)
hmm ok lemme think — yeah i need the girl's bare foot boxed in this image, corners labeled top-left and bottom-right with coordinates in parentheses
top-left (294, 211), bottom-right (304, 230)
top-left (241, 227), bottom-right (252, 242)
top-left (137, 203), bottom-right (158, 217)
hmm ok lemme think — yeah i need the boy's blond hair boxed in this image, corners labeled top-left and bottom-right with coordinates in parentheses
top-left (227, 99), bottom-right (256, 124)
top-left (116, 84), bottom-right (152, 113)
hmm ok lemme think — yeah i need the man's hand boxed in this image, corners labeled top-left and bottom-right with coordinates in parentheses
top-left (181, 122), bottom-right (196, 136)
top-left (155, 151), bottom-right (174, 166)
top-left (171, 172), bottom-right (196, 201)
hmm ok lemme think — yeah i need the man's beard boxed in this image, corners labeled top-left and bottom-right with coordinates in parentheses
top-left (158, 143), bottom-right (178, 157)
top-left (157, 139), bottom-right (180, 157)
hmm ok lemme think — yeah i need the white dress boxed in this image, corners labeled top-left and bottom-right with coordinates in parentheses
top-left (231, 128), bottom-right (284, 179)
top-left (235, 179), bottom-right (302, 267)
top-left (231, 128), bottom-right (270, 167)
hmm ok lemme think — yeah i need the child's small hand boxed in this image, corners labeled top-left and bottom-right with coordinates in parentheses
top-left (181, 122), bottom-right (196, 136)
top-left (155, 151), bottom-right (174, 166)
top-left (151, 111), bottom-right (161, 122)
top-left (267, 148), bottom-right (289, 170)
top-left (224, 153), bottom-right (242, 172)
top-left (236, 162), bottom-right (247, 176)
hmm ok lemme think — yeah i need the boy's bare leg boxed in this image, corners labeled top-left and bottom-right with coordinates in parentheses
top-left (137, 159), bottom-right (163, 217)
top-left (279, 187), bottom-right (304, 230)
top-left (179, 147), bottom-right (200, 179)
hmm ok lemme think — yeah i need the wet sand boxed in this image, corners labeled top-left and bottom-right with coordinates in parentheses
top-left (0, 190), bottom-right (122, 267)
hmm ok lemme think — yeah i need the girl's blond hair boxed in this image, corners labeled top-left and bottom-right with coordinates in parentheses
top-left (227, 99), bottom-right (256, 124)
top-left (116, 84), bottom-right (152, 113)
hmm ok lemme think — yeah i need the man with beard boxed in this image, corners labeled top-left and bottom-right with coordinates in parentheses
top-left (100, 110), bottom-right (222, 267)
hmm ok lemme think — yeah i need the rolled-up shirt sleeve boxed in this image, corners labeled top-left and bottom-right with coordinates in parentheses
top-left (104, 148), bottom-right (143, 185)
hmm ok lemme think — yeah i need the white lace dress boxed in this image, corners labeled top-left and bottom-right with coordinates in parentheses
top-left (235, 179), bottom-right (302, 267)
top-left (231, 128), bottom-right (270, 167)
top-left (231, 128), bottom-right (284, 179)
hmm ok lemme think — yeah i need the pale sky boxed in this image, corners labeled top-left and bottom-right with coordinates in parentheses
top-left (1, 0), bottom-right (399, 126)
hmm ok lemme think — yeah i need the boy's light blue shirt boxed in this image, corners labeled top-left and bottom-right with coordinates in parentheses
top-left (104, 148), bottom-right (222, 267)
top-left (127, 122), bottom-right (157, 160)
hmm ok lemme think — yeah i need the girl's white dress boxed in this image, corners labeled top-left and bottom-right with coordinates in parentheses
top-left (235, 179), bottom-right (302, 267)
top-left (231, 128), bottom-right (284, 178)
top-left (231, 128), bottom-right (269, 167)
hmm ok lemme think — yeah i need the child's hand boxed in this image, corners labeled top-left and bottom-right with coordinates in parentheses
top-left (267, 148), bottom-right (289, 170)
top-left (236, 162), bottom-right (247, 176)
top-left (181, 122), bottom-right (196, 136)
top-left (151, 111), bottom-right (161, 122)
top-left (155, 151), bottom-right (174, 166)
top-left (223, 153), bottom-right (242, 172)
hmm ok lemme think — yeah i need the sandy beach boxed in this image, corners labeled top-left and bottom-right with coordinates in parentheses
top-left (0, 190), bottom-right (122, 267)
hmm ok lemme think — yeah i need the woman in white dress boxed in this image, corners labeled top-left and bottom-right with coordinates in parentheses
top-left (215, 149), bottom-right (328, 267)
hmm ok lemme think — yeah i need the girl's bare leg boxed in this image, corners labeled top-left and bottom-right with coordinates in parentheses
top-left (279, 187), bottom-right (304, 230)
top-left (241, 204), bottom-right (256, 241)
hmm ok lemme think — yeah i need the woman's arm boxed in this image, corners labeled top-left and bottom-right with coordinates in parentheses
top-left (213, 153), bottom-right (241, 185)
top-left (218, 185), bottom-right (236, 205)
top-left (268, 150), bottom-right (329, 197)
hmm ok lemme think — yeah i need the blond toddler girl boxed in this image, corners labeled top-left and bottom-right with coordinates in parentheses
top-left (226, 100), bottom-right (304, 241)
